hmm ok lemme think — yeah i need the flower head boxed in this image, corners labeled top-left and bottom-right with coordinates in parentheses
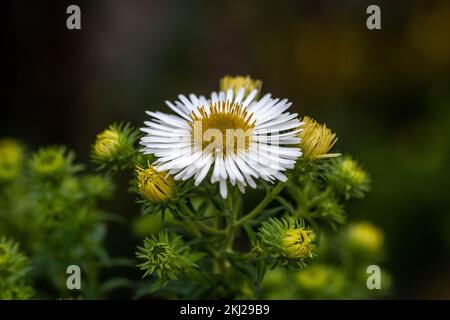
top-left (93, 129), bottom-right (121, 160)
top-left (136, 164), bottom-right (176, 203)
top-left (140, 77), bottom-right (301, 198)
top-left (347, 222), bottom-right (384, 253)
top-left (0, 139), bottom-right (23, 181)
top-left (257, 217), bottom-right (315, 269)
top-left (326, 156), bottom-right (370, 198)
top-left (91, 123), bottom-right (139, 169)
top-left (136, 232), bottom-right (201, 281)
top-left (220, 75), bottom-right (262, 99)
top-left (30, 147), bottom-right (77, 178)
top-left (299, 116), bottom-right (340, 160)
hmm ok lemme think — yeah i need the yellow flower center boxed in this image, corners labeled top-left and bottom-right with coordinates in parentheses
top-left (136, 165), bottom-right (176, 203)
top-left (190, 101), bottom-right (255, 156)
top-left (281, 228), bottom-right (314, 260)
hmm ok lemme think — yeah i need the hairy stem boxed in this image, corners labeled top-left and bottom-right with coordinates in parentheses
top-left (236, 182), bottom-right (286, 227)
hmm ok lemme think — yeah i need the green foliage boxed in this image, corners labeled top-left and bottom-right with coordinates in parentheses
top-left (0, 142), bottom-right (116, 299)
top-left (0, 237), bottom-right (34, 299)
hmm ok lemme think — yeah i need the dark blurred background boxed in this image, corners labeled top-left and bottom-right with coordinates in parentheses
top-left (2, 0), bottom-right (449, 298)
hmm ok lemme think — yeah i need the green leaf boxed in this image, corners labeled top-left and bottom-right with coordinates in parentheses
top-left (256, 259), bottom-right (267, 284)
top-left (243, 223), bottom-right (257, 243)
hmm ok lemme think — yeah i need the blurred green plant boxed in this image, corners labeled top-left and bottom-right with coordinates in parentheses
top-left (0, 140), bottom-right (119, 299)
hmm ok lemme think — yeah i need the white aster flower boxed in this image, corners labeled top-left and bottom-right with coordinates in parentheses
top-left (140, 87), bottom-right (302, 198)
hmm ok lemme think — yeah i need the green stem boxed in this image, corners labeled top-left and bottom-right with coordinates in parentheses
top-left (236, 182), bottom-right (286, 227)
top-left (180, 201), bottom-right (225, 236)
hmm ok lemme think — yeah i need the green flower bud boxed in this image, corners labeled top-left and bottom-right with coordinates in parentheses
top-left (30, 147), bottom-right (79, 178)
top-left (91, 123), bottom-right (138, 170)
top-left (257, 217), bottom-right (315, 269)
top-left (136, 232), bottom-right (201, 282)
top-left (326, 156), bottom-right (371, 199)
top-left (82, 174), bottom-right (114, 199)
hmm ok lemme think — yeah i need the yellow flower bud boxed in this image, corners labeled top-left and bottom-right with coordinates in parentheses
top-left (348, 222), bottom-right (384, 253)
top-left (136, 165), bottom-right (176, 203)
top-left (0, 139), bottom-right (23, 181)
top-left (299, 116), bottom-right (340, 160)
top-left (281, 227), bottom-right (315, 260)
top-left (93, 129), bottom-right (121, 160)
top-left (220, 75), bottom-right (262, 99)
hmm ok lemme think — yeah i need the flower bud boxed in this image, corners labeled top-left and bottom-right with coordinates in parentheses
top-left (136, 165), bottom-right (176, 203)
top-left (93, 129), bottom-right (121, 160)
top-left (257, 217), bottom-right (315, 268)
top-left (326, 156), bottom-right (370, 198)
top-left (347, 222), bottom-right (384, 253)
top-left (220, 75), bottom-right (262, 99)
top-left (0, 139), bottom-right (23, 182)
top-left (299, 116), bottom-right (340, 160)
top-left (136, 232), bottom-right (200, 281)
top-left (30, 147), bottom-right (68, 177)
top-left (92, 123), bottom-right (139, 170)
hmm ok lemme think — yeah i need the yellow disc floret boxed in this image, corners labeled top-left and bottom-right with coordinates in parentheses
top-left (190, 101), bottom-right (255, 156)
